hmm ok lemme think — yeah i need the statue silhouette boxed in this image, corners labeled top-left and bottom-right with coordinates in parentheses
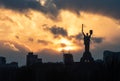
top-left (80, 24), bottom-right (94, 63)
top-left (82, 24), bottom-right (93, 52)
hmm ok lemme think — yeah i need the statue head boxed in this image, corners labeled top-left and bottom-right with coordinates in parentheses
top-left (86, 33), bottom-right (88, 36)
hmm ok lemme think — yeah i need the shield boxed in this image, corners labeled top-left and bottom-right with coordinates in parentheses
top-left (90, 30), bottom-right (93, 35)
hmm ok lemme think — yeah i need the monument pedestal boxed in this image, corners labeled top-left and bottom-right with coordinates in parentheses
top-left (80, 51), bottom-right (94, 63)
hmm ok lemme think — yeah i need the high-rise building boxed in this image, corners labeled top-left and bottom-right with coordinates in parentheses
top-left (6, 62), bottom-right (18, 68)
top-left (0, 57), bottom-right (6, 65)
top-left (26, 52), bottom-right (42, 66)
top-left (103, 50), bottom-right (120, 65)
top-left (63, 53), bottom-right (74, 65)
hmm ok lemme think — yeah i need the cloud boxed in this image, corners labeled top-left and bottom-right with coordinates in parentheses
top-left (0, 40), bottom-right (30, 66)
top-left (0, 0), bottom-right (120, 20)
top-left (0, 0), bottom-right (59, 20)
top-left (0, 15), bottom-right (14, 23)
top-left (0, 0), bottom-right (39, 10)
top-left (28, 37), bottom-right (34, 42)
top-left (49, 25), bottom-right (68, 37)
top-left (92, 37), bottom-right (104, 44)
top-left (73, 32), bottom-right (104, 44)
top-left (4, 42), bottom-right (19, 51)
top-left (75, 33), bottom-right (83, 40)
top-left (15, 36), bottom-right (19, 39)
top-left (60, 43), bottom-right (67, 47)
top-left (37, 39), bottom-right (51, 45)
top-left (54, 0), bottom-right (120, 19)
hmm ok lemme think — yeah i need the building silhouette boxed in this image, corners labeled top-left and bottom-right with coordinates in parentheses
top-left (26, 52), bottom-right (42, 66)
top-left (103, 50), bottom-right (120, 65)
top-left (0, 56), bottom-right (18, 68)
top-left (0, 56), bottom-right (6, 65)
top-left (63, 53), bottom-right (74, 65)
top-left (7, 62), bottom-right (18, 68)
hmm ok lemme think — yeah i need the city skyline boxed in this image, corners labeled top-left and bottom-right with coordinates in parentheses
top-left (0, 0), bottom-right (120, 66)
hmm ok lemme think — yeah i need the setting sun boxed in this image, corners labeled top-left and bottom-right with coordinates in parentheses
top-left (57, 46), bottom-right (76, 52)
top-left (60, 38), bottom-right (71, 45)
top-left (56, 38), bottom-right (78, 52)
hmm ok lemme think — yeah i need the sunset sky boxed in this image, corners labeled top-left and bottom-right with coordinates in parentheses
top-left (0, 0), bottom-right (120, 66)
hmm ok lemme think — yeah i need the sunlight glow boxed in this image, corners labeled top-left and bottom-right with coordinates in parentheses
top-left (56, 38), bottom-right (78, 52)
top-left (40, 0), bottom-right (46, 6)
top-left (57, 46), bottom-right (76, 52)
top-left (60, 38), bottom-right (71, 45)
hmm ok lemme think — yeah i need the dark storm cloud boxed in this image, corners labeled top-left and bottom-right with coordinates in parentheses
top-left (0, 0), bottom-right (39, 10)
top-left (1, 0), bottom-right (120, 20)
top-left (67, 33), bottom-right (83, 41)
top-left (75, 33), bottom-right (83, 40)
top-left (74, 32), bottom-right (104, 44)
top-left (49, 25), bottom-right (68, 37)
top-left (54, 0), bottom-right (120, 19)
top-left (0, 0), bottom-right (59, 20)
top-left (92, 37), bottom-right (104, 44)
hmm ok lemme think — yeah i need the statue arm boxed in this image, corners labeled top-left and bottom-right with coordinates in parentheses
top-left (89, 33), bottom-right (92, 38)
top-left (82, 24), bottom-right (85, 36)
top-left (89, 30), bottom-right (93, 37)
top-left (89, 32), bottom-right (92, 38)
top-left (89, 34), bottom-right (92, 38)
